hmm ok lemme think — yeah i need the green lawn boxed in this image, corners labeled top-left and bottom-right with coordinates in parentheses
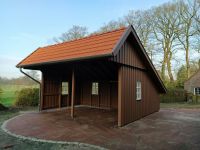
top-left (160, 102), bottom-right (200, 109)
top-left (0, 84), bottom-right (38, 107)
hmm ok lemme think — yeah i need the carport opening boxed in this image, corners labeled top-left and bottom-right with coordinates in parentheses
top-left (41, 60), bottom-right (119, 127)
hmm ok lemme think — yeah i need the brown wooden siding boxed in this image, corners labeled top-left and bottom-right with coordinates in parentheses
top-left (41, 70), bottom-right (118, 110)
top-left (110, 34), bottom-right (161, 126)
top-left (80, 81), bottom-right (117, 109)
top-left (118, 65), bottom-right (160, 126)
top-left (43, 74), bottom-right (60, 109)
top-left (110, 38), bottom-right (146, 69)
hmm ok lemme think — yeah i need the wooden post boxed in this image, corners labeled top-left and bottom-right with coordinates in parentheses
top-left (58, 78), bottom-right (61, 109)
top-left (71, 69), bottom-right (75, 118)
top-left (40, 72), bottom-right (44, 111)
top-left (118, 67), bottom-right (122, 127)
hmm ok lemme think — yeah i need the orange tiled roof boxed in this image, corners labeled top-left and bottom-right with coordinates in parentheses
top-left (17, 27), bottom-right (127, 67)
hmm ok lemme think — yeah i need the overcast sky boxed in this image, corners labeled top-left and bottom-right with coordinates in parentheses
top-left (0, 0), bottom-right (173, 78)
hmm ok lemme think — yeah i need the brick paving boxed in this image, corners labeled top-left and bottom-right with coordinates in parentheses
top-left (4, 107), bottom-right (200, 150)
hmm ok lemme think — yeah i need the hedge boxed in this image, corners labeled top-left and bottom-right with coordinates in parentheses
top-left (160, 89), bottom-right (186, 103)
top-left (14, 88), bottom-right (39, 107)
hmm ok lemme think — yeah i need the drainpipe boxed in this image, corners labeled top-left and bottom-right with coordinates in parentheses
top-left (19, 68), bottom-right (42, 111)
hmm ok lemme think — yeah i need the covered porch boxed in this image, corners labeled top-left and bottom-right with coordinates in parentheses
top-left (37, 59), bottom-right (120, 125)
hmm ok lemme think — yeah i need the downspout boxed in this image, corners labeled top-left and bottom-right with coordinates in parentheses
top-left (19, 68), bottom-right (42, 111)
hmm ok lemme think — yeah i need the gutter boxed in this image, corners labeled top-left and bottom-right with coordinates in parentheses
top-left (19, 68), bottom-right (42, 111)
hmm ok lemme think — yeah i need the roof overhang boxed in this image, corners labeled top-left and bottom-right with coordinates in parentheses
top-left (17, 53), bottom-right (112, 69)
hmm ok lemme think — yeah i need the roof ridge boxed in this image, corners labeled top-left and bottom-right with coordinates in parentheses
top-left (43, 26), bottom-right (127, 49)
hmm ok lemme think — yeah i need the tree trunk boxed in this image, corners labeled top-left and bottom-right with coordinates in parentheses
top-left (167, 51), bottom-right (174, 82)
top-left (185, 37), bottom-right (190, 78)
top-left (161, 51), bottom-right (167, 81)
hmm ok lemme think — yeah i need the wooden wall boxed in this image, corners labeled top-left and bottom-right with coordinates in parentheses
top-left (41, 70), bottom-right (118, 110)
top-left (80, 81), bottom-right (117, 109)
top-left (114, 35), bottom-right (160, 126)
top-left (118, 66), bottom-right (160, 126)
top-left (110, 37), bottom-right (146, 69)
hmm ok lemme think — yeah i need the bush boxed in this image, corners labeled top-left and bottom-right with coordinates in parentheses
top-left (0, 103), bottom-right (8, 111)
top-left (186, 92), bottom-right (200, 103)
top-left (0, 88), bottom-right (3, 101)
top-left (14, 88), bottom-right (39, 107)
top-left (160, 88), bottom-right (186, 103)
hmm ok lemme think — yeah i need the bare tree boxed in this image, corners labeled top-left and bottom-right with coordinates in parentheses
top-left (27, 70), bottom-right (39, 80)
top-left (97, 20), bottom-right (126, 33)
top-left (194, 0), bottom-right (200, 33)
top-left (53, 25), bottom-right (88, 43)
top-left (176, 0), bottom-right (200, 78)
top-left (152, 2), bottom-right (181, 82)
top-left (125, 10), bottom-right (153, 49)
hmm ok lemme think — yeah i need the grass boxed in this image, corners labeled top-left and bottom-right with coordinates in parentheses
top-left (0, 108), bottom-right (99, 150)
top-left (0, 84), bottom-right (38, 107)
top-left (160, 102), bottom-right (200, 109)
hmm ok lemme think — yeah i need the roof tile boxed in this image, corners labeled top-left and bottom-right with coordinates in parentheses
top-left (17, 27), bottom-right (126, 67)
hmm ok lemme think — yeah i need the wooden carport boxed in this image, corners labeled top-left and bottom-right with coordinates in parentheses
top-left (17, 25), bottom-right (166, 127)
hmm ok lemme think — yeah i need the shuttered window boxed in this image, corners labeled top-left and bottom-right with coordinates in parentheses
top-left (92, 82), bottom-right (99, 95)
top-left (62, 82), bottom-right (69, 95)
top-left (136, 81), bottom-right (142, 100)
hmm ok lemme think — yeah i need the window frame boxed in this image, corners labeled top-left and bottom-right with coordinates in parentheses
top-left (92, 82), bottom-right (99, 95)
top-left (194, 87), bottom-right (200, 95)
top-left (136, 81), bottom-right (142, 100)
top-left (61, 82), bottom-right (69, 95)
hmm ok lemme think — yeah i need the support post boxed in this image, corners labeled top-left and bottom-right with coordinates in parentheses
top-left (118, 66), bottom-right (122, 127)
top-left (71, 69), bottom-right (75, 118)
top-left (58, 78), bottom-right (61, 109)
top-left (40, 72), bottom-right (44, 111)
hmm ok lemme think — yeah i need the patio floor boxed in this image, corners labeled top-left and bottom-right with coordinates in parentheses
top-left (3, 107), bottom-right (200, 150)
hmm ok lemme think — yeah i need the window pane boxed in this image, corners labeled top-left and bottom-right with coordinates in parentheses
top-left (136, 81), bottom-right (142, 100)
top-left (195, 87), bottom-right (200, 95)
top-left (62, 82), bottom-right (68, 95)
top-left (92, 82), bottom-right (99, 95)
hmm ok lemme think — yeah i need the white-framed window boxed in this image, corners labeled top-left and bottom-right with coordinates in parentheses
top-left (194, 87), bottom-right (200, 95)
top-left (136, 81), bottom-right (142, 100)
top-left (62, 82), bottom-right (69, 95)
top-left (92, 82), bottom-right (99, 95)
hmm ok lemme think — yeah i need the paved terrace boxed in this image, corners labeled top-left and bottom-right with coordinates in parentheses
top-left (2, 107), bottom-right (200, 150)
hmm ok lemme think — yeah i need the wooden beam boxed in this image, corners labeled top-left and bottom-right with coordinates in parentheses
top-left (71, 69), bottom-right (75, 118)
top-left (118, 66), bottom-right (122, 127)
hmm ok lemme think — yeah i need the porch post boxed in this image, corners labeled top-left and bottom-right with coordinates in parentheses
top-left (58, 77), bottom-right (61, 109)
top-left (71, 69), bottom-right (75, 118)
top-left (40, 72), bottom-right (44, 111)
top-left (118, 66), bottom-right (122, 127)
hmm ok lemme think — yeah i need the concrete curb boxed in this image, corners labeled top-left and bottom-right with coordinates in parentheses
top-left (1, 114), bottom-right (108, 150)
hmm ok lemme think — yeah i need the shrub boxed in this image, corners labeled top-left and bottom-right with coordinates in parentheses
top-left (160, 88), bottom-right (186, 103)
top-left (0, 88), bottom-right (2, 101)
top-left (14, 88), bottom-right (39, 107)
top-left (186, 92), bottom-right (200, 103)
top-left (0, 103), bottom-right (8, 111)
